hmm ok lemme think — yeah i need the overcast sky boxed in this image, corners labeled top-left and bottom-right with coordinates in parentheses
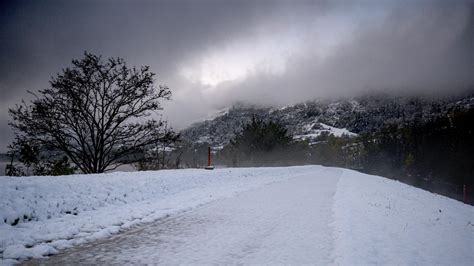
top-left (0, 0), bottom-right (472, 152)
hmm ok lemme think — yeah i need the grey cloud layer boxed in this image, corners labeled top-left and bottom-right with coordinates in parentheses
top-left (0, 0), bottom-right (279, 151)
top-left (0, 0), bottom-right (472, 152)
top-left (204, 1), bottom-right (473, 106)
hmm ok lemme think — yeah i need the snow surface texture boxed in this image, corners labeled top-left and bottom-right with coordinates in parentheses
top-left (333, 169), bottom-right (474, 265)
top-left (29, 167), bottom-right (339, 265)
top-left (1, 166), bottom-right (473, 264)
top-left (0, 167), bottom-right (309, 263)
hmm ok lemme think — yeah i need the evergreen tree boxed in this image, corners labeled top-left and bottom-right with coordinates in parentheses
top-left (226, 116), bottom-right (292, 166)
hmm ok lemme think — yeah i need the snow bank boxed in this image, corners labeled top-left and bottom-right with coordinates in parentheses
top-left (333, 169), bottom-right (474, 265)
top-left (0, 166), bottom-right (315, 262)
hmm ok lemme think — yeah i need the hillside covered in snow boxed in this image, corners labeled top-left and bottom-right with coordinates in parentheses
top-left (181, 93), bottom-right (474, 147)
top-left (1, 166), bottom-right (473, 264)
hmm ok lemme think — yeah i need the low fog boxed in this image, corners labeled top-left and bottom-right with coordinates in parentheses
top-left (0, 0), bottom-right (472, 152)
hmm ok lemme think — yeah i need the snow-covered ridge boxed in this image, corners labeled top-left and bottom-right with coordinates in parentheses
top-left (182, 94), bottom-right (474, 147)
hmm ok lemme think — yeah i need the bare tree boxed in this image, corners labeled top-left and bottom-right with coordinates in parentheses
top-left (8, 52), bottom-right (173, 174)
top-left (136, 122), bottom-right (181, 171)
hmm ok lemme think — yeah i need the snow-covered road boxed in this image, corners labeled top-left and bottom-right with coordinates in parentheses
top-left (26, 168), bottom-right (341, 265)
top-left (2, 166), bottom-right (473, 265)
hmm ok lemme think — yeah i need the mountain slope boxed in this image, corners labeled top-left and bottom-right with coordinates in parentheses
top-left (181, 93), bottom-right (474, 147)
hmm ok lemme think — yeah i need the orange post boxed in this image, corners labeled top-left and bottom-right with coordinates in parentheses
top-left (205, 146), bottom-right (214, 170)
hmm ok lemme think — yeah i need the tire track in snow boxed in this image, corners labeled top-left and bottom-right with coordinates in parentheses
top-left (25, 167), bottom-right (342, 265)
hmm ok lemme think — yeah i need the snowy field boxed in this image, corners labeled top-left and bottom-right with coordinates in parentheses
top-left (1, 166), bottom-right (473, 265)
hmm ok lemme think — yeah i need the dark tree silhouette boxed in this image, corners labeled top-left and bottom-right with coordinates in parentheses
top-left (223, 116), bottom-right (292, 166)
top-left (231, 116), bottom-right (291, 153)
top-left (8, 52), bottom-right (173, 174)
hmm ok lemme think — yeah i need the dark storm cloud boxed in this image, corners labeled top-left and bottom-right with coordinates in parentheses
top-left (0, 0), bottom-right (283, 151)
top-left (0, 0), bottom-right (265, 92)
top-left (206, 0), bottom-right (473, 107)
top-left (0, 0), bottom-right (472, 153)
top-left (160, 0), bottom-right (473, 127)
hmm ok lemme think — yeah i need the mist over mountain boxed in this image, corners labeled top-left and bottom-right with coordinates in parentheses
top-left (182, 92), bottom-right (474, 147)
